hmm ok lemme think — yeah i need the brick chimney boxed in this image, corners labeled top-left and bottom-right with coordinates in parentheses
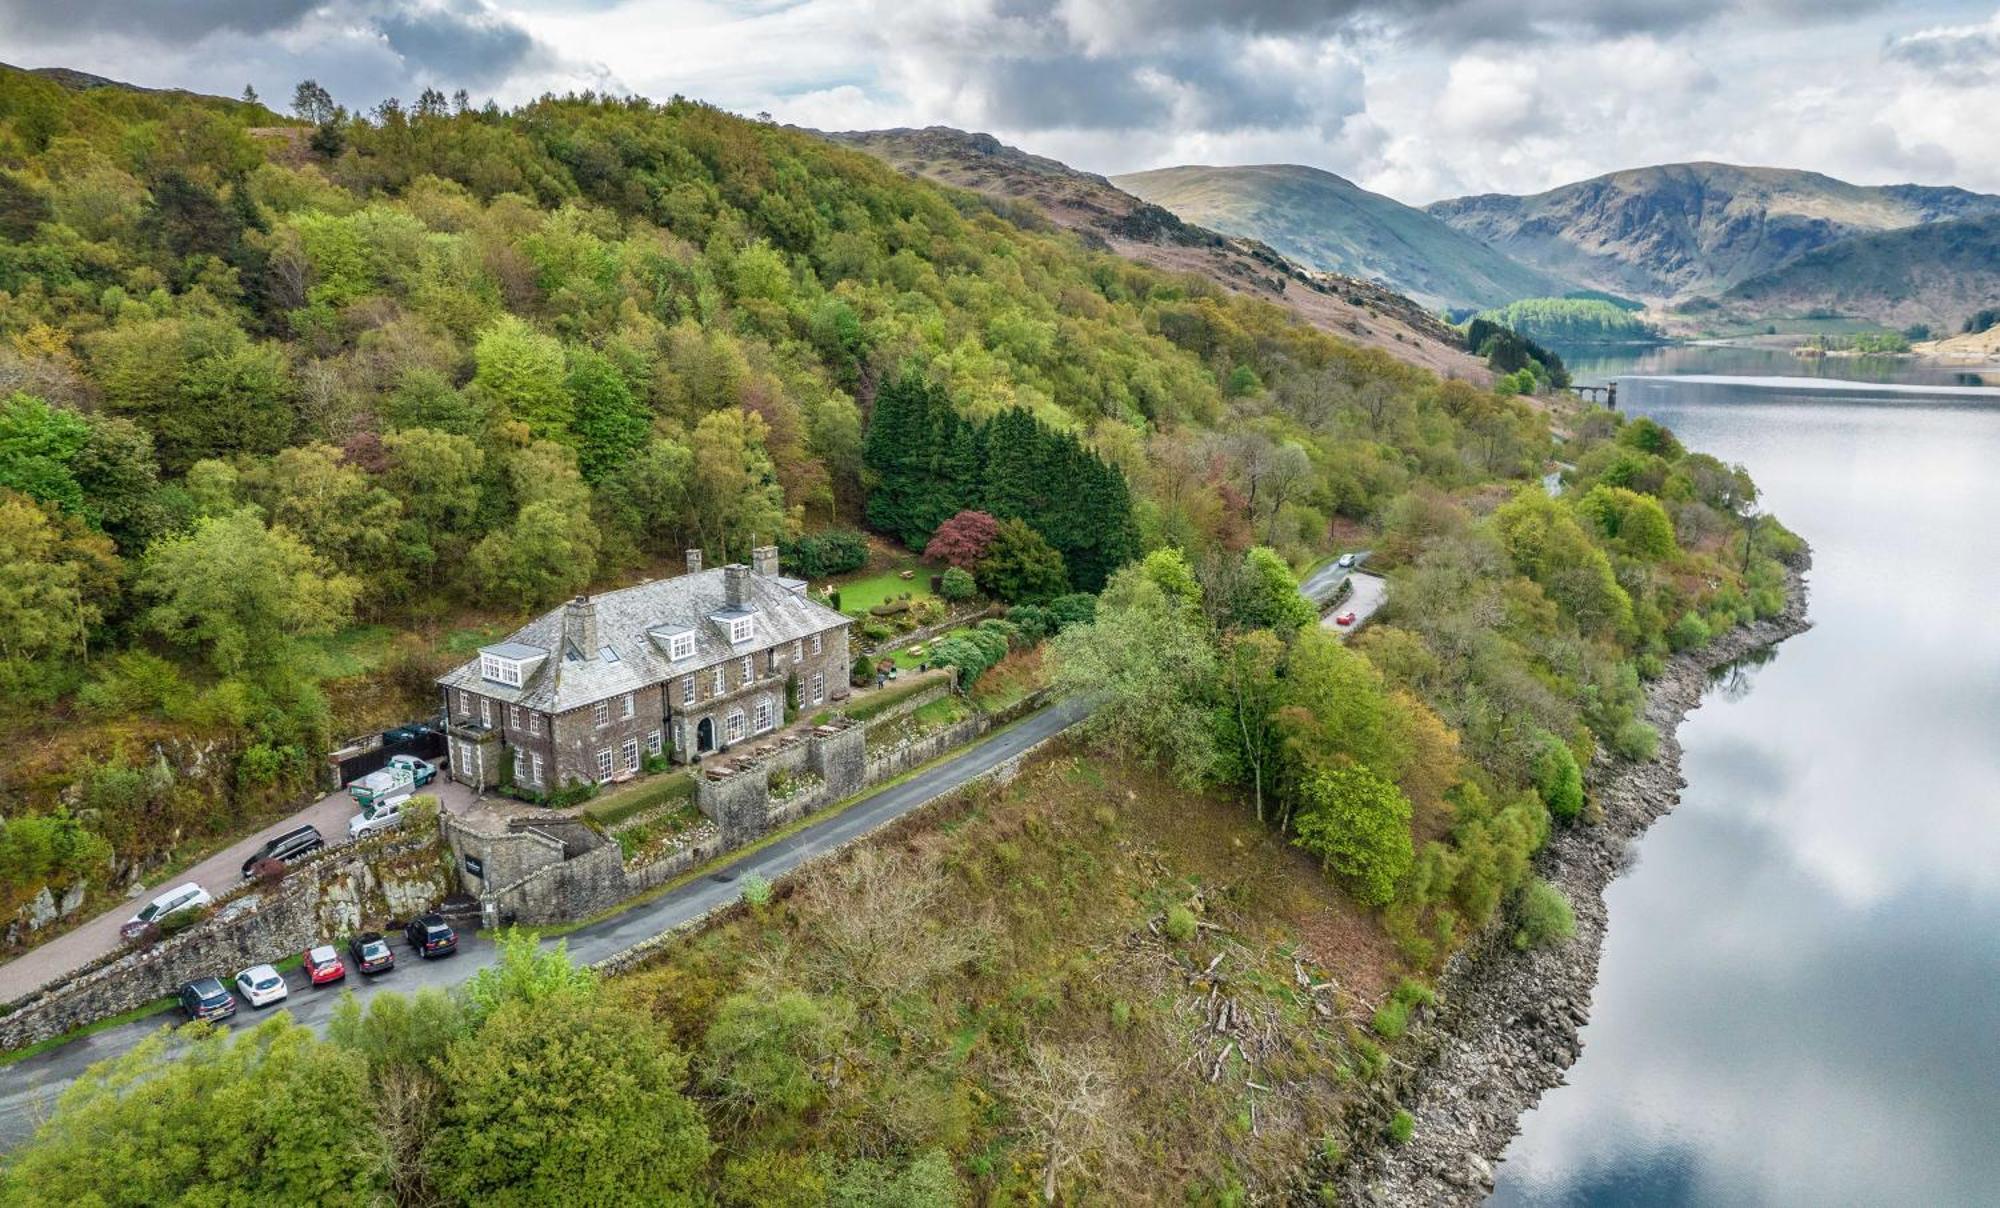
top-left (564, 595), bottom-right (598, 656)
top-left (724, 563), bottom-right (751, 609)
top-left (752, 545), bottom-right (780, 577)
top-left (685, 548), bottom-right (703, 575)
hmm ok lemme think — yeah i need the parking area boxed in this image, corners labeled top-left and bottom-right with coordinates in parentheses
top-left (0, 771), bottom-right (480, 1006)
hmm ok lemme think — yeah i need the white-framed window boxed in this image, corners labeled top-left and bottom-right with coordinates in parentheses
top-left (621, 692), bottom-right (635, 719)
top-left (479, 697), bottom-right (491, 727)
top-left (669, 632), bottom-right (695, 661)
top-left (793, 639), bottom-right (803, 660)
top-left (726, 710), bottom-right (745, 744)
top-left (739, 655), bottom-right (752, 682)
top-left (713, 667), bottom-right (725, 693)
top-left (622, 738), bottom-right (639, 772)
top-left (753, 699), bottom-right (773, 733)
top-left (674, 721), bottom-right (685, 753)
top-left (810, 671), bottom-right (825, 704)
top-left (811, 632), bottom-right (822, 655)
top-left (525, 751), bottom-right (542, 787)
top-left (480, 654), bottom-right (523, 686)
top-left (647, 730), bottom-right (663, 757)
top-left (729, 616), bottom-right (753, 643)
top-left (529, 711), bottom-right (543, 737)
top-left (682, 674), bottom-right (695, 705)
top-left (595, 749), bottom-right (613, 781)
top-left (593, 700), bottom-right (610, 726)
top-left (509, 703), bottom-right (521, 730)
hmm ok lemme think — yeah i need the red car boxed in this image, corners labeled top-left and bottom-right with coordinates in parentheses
top-left (1335, 611), bottom-right (1357, 627)
top-left (302, 944), bottom-right (346, 986)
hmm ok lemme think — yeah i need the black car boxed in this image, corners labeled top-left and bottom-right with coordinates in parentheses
top-left (240, 824), bottom-right (324, 879)
top-left (348, 931), bottom-right (396, 974)
top-left (178, 977), bottom-right (237, 1022)
top-left (405, 914), bottom-right (457, 959)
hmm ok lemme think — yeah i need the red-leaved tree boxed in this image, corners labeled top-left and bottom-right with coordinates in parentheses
top-left (923, 509), bottom-right (999, 570)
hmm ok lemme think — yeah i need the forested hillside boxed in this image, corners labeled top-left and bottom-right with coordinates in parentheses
top-left (1474, 297), bottom-right (1663, 346)
top-left (0, 62), bottom-right (1804, 1204)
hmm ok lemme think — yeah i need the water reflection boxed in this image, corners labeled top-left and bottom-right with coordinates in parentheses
top-left (1488, 356), bottom-right (2000, 1207)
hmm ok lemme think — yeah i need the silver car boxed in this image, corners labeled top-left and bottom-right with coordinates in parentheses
top-left (121, 882), bottom-right (212, 939)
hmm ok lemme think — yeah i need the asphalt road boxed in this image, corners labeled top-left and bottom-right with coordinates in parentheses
top-left (0, 695), bottom-right (1090, 1150)
top-left (0, 778), bottom-right (478, 1007)
top-left (1299, 552), bottom-right (1366, 607)
top-left (1322, 571), bottom-right (1389, 637)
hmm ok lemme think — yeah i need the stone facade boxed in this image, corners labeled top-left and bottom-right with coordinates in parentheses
top-left (441, 547), bottom-right (852, 793)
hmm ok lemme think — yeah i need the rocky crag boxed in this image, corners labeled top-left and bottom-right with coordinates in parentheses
top-left (1335, 558), bottom-right (1813, 1205)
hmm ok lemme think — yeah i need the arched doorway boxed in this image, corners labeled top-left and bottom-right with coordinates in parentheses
top-left (695, 716), bottom-right (715, 755)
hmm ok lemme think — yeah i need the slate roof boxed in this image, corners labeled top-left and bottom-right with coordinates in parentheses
top-left (438, 568), bottom-right (848, 713)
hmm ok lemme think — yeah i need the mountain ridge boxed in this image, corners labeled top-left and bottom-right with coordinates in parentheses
top-left (1427, 161), bottom-right (2000, 303)
top-left (1111, 162), bottom-right (1566, 311)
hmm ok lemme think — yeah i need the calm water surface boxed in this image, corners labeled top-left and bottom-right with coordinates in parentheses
top-left (1489, 351), bottom-right (2000, 1207)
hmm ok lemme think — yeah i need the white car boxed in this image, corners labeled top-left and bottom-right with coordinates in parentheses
top-left (348, 794), bottom-right (408, 839)
top-left (234, 964), bottom-right (289, 1008)
top-left (121, 882), bottom-right (213, 939)
top-left (1336, 553), bottom-right (1357, 568)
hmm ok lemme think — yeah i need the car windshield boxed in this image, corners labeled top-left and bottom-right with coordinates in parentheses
top-left (254, 976), bottom-right (281, 990)
top-left (309, 946), bottom-right (336, 963)
top-left (135, 903), bottom-right (160, 922)
top-left (362, 941), bottom-right (389, 958)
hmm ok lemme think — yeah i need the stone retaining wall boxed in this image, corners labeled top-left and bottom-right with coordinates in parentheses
top-left (0, 828), bottom-right (450, 1050)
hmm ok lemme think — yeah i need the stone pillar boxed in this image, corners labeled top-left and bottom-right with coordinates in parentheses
top-left (807, 724), bottom-right (867, 798)
top-left (686, 548), bottom-right (703, 574)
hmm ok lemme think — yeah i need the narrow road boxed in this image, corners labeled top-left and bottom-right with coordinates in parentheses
top-left (0, 696), bottom-right (1090, 1149)
top-left (1299, 551), bottom-right (1367, 608)
top-left (1322, 571), bottom-right (1389, 637)
top-left (0, 779), bottom-right (478, 1007)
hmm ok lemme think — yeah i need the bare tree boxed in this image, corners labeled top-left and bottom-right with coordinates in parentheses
top-left (1000, 1041), bottom-right (1118, 1203)
top-left (800, 847), bottom-right (993, 1002)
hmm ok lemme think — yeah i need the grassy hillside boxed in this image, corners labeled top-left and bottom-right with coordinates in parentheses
top-left (1429, 162), bottom-right (2000, 302)
top-left (1114, 163), bottom-right (1564, 311)
top-left (1721, 212), bottom-right (2000, 330)
top-left (825, 128), bottom-right (1485, 380)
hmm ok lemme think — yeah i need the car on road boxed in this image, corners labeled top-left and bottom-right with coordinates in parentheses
top-left (178, 977), bottom-right (237, 1023)
top-left (240, 824), bottom-right (324, 879)
top-left (387, 753), bottom-right (437, 787)
top-left (302, 944), bottom-right (346, 986)
top-left (348, 795), bottom-right (408, 840)
top-left (1337, 553), bottom-right (1356, 568)
top-left (404, 914), bottom-right (457, 959)
top-left (349, 931), bottom-right (396, 974)
top-left (234, 964), bottom-right (289, 1008)
top-left (1335, 611), bottom-right (1357, 626)
top-left (121, 882), bottom-right (213, 940)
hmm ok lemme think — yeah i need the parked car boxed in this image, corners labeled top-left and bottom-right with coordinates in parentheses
top-left (234, 964), bottom-right (289, 1008)
top-left (178, 977), bottom-right (237, 1022)
top-left (349, 795), bottom-right (409, 840)
top-left (348, 931), bottom-right (395, 974)
top-left (348, 764), bottom-right (415, 808)
top-left (302, 944), bottom-right (346, 986)
top-left (122, 882), bottom-right (213, 940)
top-left (387, 753), bottom-right (437, 787)
top-left (1335, 611), bottom-right (1357, 626)
top-left (1337, 553), bottom-right (1357, 568)
top-left (240, 824), bottom-right (324, 879)
top-left (382, 723), bottom-right (430, 745)
top-left (404, 914), bottom-right (458, 959)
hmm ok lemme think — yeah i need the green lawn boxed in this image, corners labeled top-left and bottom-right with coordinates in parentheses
top-left (306, 624), bottom-right (397, 678)
top-left (825, 559), bottom-right (936, 615)
top-left (885, 628), bottom-right (974, 670)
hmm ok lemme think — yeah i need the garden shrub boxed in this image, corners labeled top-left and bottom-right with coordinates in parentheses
top-left (938, 566), bottom-right (976, 601)
top-left (779, 530), bottom-right (867, 578)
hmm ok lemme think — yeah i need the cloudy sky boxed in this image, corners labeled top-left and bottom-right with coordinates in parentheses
top-left (6, 0), bottom-right (2000, 203)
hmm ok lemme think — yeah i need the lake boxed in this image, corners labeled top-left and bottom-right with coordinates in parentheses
top-left (1488, 349), bottom-right (2000, 1207)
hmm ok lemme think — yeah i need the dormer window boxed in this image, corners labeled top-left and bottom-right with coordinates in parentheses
top-left (669, 632), bottom-right (695, 661)
top-left (480, 654), bottom-right (523, 686)
top-left (729, 616), bottom-right (753, 643)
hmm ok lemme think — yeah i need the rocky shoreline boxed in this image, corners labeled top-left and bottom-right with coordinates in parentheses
top-left (1334, 559), bottom-right (1814, 1205)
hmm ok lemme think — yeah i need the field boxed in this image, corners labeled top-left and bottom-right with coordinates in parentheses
top-left (827, 558), bottom-right (937, 616)
top-left (614, 749), bottom-right (1407, 1201)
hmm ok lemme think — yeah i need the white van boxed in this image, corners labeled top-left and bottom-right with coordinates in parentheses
top-left (348, 764), bottom-right (415, 808)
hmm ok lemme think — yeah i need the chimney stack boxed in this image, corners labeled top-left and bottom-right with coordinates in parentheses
top-left (724, 563), bottom-right (751, 609)
top-left (685, 548), bottom-right (703, 575)
top-left (752, 545), bottom-right (780, 577)
top-left (564, 595), bottom-right (598, 657)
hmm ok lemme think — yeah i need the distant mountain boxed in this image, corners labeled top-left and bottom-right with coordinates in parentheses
top-left (1428, 163), bottom-right (2000, 303)
top-left (823, 128), bottom-right (1486, 380)
top-left (1110, 163), bottom-right (1566, 311)
top-left (1721, 212), bottom-right (2000, 330)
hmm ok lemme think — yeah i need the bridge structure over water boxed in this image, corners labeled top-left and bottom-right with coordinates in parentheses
top-left (1568, 382), bottom-right (1617, 408)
